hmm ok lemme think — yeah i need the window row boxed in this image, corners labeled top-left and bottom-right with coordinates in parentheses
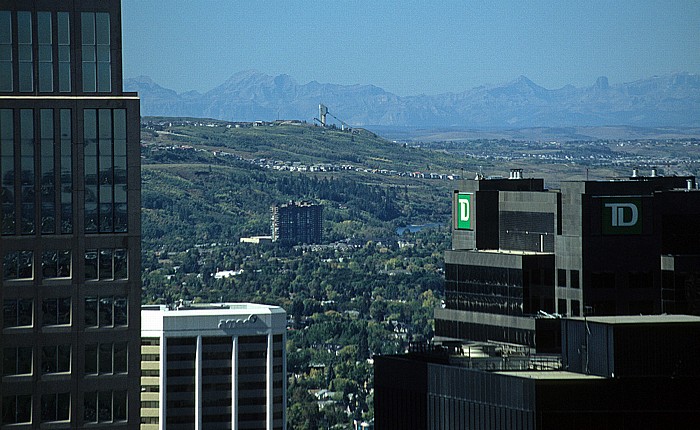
top-left (85, 341), bottom-right (127, 375)
top-left (0, 108), bottom-right (73, 236)
top-left (85, 248), bottom-right (127, 280)
top-left (3, 297), bottom-right (70, 328)
top-left (4, 393), bottom-right (70, 424)
top-left (85, 296), bottom-right (128, 327)
top-left (3, 296), bottom-right (128, 328)
top-left (2, 391), bottom-right (126, 425)
top-left (2, 248), bottom-right (129, 280)
top-left (0, 10), bottom-right (113, 94)
top-left (4, 342), bottom-right (133, 377)
top-left (84, 390), bottom-right (127, 423)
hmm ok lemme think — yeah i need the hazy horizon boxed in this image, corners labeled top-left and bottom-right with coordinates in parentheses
top-left (121, 0), bottom-right (700, 96)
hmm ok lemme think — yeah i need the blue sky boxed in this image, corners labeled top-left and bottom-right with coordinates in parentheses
top-left (121, 0), bottom-right (700, 96)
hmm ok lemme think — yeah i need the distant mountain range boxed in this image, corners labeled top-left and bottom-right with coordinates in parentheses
top-left (125, 71), bottom-right (700, 128)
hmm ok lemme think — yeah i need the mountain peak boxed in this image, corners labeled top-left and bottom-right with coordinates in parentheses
top-left (595, 76), bottom-right (609, 90)
top-left (128, 71), bottom-right (700, 127)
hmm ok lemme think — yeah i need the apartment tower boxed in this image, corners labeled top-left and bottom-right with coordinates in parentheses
top-left (271, 201), bottom-right (323, 244)
top-left (0, 1), bottom-right (140, 428)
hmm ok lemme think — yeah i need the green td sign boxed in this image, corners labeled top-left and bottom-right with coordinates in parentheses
top-left (456, 193), bottom-right (473, 230)
top-left (602, 197), bottom-right (642, 235)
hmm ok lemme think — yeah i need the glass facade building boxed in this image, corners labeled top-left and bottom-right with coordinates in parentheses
top-left (0, 1), bottom-right (140, 428)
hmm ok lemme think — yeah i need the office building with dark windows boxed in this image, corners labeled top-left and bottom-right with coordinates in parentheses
top-left (375, 315), bottom-right (700, 430)
top-left (0, 1), bottom-right (140, 428)
top-left (140, 303), bottom-right (287, 430)
top-left (375, 169), bottom-right (700, 429)
top-left (271, 200), bottom-right (323, 244)
top-left (436, 170), bottom-right (700, 347)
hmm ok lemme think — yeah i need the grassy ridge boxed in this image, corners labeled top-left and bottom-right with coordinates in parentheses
top-left (141, 119), bottom-right (472, 250)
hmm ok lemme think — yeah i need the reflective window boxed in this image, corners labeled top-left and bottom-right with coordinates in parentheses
top-left (99, 296), bottom-right (113, 326)
top-left (57, 13), bottom-right (71, 92)
top-left (114, 341), bottom-right (127, 373)
top-left (40, 109), bottom-right (56, 233)
top-left (81, 13), bottom-right (96, 92)
top-left (41, 344), bottom-right (70, 374)
top-left (41, 392), bottom-right (70, 422)
top-left (83, 110), bottom-right (97, 232)
top-left (99, 343), bottom-right (112, 373)
top-left (1, 109), bottom-right (14, 234)
top-left (98, 391), bottom-right (111, 422)
top-left (2, 394), bottom-right (32, 424)
top-left (85, 342), bottom-right (128, 375)
top-left (113, 110), bottom-right (127, 232)
top-left (38, 12), bottom-right (53, 92)
top-left (84, 297), bottom-right (97, 326)
top-left (85, 248), bottom-right (128, 281)
top-left (18, 12), bottom-right (33, 92)
top-left (3, 298), bottom-right (33, 327)
top-left (41, 297), bottom-right (71, 326)
top-left (85, 342), bottom-right (127, 374)
top-left (0, 12), bottom-right (12, 91)
top-left (60, 109), bottom-right (72, 233)
top-left (114, 296), bottom-right (127, 325)
top-left (84, 390), bottom-right (126, 423)
top-left (114, 248), bottom-right (127, 279)
top-left (3, 250), bottom-right (33, 280)
top-left (20, 109), bottom-right (34, 235)
top-left (113, 391), bottom-right (127, 421)
top-left (84, 110), bottom-right (127, 233)
top-left (84, 295), bottom-right (127, 327)
top-left (82, 13), bottom-right (110, 92)
top-left (2, 346), bottom-right (32, 376)
top-left (99, 249), bottom-right (112, 279)
top-left (84, 249), bottom-right (97, 280)
top-left (42, 249), bottom-right (71, 279)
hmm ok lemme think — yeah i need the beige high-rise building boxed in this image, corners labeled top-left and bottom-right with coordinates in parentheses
top-left (141, 303), bottom-right (287, 430)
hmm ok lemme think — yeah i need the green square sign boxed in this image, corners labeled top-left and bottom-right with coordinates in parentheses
top-left (456, 193), bottom-right (473, 230)
top-left (602, 197), bottom-right (642, 235)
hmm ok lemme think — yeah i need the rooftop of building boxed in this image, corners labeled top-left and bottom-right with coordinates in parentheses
top-left (493, 370), bottom-right (605, 380)
top-left (569, 314), bottom-right (700, 325)
top-left (273, 200), bottom-right (321, 208)
top-left (142, 301), bottom-right (285, 317)
top-left (464, 168), bottom-right (697, 192)
top-left (472, 249), bottom-right (554, 256)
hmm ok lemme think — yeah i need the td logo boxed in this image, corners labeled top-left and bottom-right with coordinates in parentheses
top-left (456, 193), bottom-right (473, 230)
top-left (602, 198), bottom-right (642, 234)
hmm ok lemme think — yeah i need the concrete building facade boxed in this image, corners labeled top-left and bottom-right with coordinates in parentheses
top-left (0, 1), bottom-right (141, 427)
top-left (140, 303), bottom-right (287, 430)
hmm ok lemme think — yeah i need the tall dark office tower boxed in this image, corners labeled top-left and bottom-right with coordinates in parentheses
top-left (436, 170), bottom-right (700, 347)
top-left (0, 1), bottom-right (140, 428)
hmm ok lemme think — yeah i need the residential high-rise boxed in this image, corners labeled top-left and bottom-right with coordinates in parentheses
top-left (140, 303), bottom-right (287, 430)
top-left (271, 200), bottom-right (322, 244)
top-left (0, 1), bottom-right (141, 427)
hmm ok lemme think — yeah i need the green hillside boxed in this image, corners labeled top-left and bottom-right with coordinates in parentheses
top-left (141, 118), bottom-right (477, 250)
top-left (140, 119), bottom-right (461, 427)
